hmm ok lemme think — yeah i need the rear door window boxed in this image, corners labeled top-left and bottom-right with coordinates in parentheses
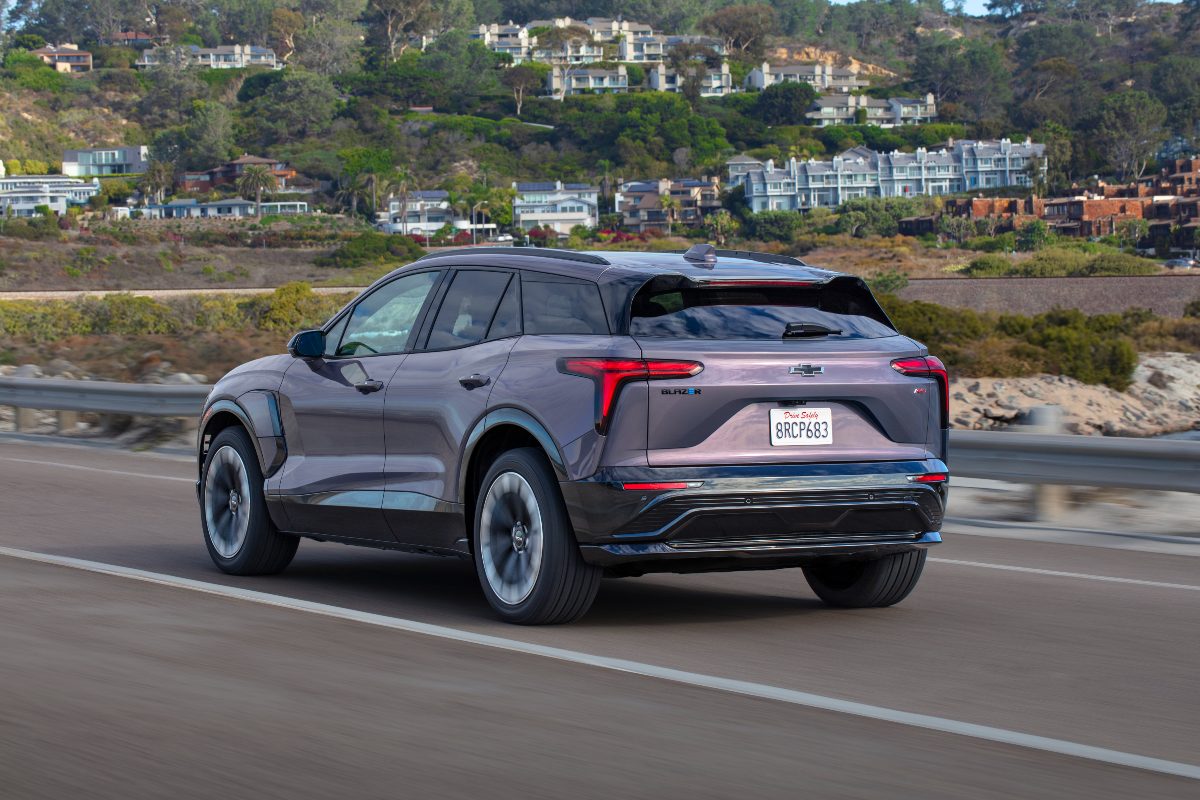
top-left (486, 275), bottom-right (521, 340)
top-left (630, 284), bottom-right (896, 340)
top-left (425, 270), bottom-right (512, 350)
top-left (523, 278), bottom-right (609, 335)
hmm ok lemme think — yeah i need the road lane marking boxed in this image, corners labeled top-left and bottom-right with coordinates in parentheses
top-left (0, 456), bottom-right (193, 483)
top-left (931, 558), bottom-right (1200, 592)
top-left (1, 545), bottom-right (1197, 782)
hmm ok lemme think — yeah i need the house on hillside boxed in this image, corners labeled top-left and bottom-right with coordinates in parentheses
top-left (31, 44), bottom-right (92, 72)
top-left (546, 65), bottom-right (628, 96)
top-left (728, 139), bottom-right (1046, 210)
top-left (617, 177), bottom-right (721, 233)
top-left (472, 23), bottom-right (535, 63)
top-left (512, 181), bottom-right (600, 234)
top-left (98, 31), bottom-right (162, 48)
top-left (745, 62), bottom-right (867, 93)
top-left (181, 155), bottom-right (297, 192)
top-left (806, 93), bottom-right (936, 127)
top-left (62, 146), bottom-right (149, 177)
top-left (0, 175), bottom-right (100, 204)
top-left (648, 61), bottom-right (733, 98)
top-left (136, 44), bottom-right (280, 70)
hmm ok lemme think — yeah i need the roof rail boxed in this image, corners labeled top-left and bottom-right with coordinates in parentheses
top-left (711, 249), bottom-right (809, 267)
top-left (416, 247), bottom-right (610, 265)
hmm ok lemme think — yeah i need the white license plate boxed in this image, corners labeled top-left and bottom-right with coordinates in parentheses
top-left (770, 407), bottom-right (833, 446)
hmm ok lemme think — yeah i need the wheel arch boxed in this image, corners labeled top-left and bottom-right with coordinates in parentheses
top-left (459, 409), bottom-right (568, 545)
top-left (199, 398), bottom-right (272, 480)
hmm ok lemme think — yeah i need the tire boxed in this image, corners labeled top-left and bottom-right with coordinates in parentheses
top-left (472, 447), bottom-right (601, 625)
top-left (803, 550), bottom-right (927, 608)
top-left (201, 426), bottom-right (298, 576)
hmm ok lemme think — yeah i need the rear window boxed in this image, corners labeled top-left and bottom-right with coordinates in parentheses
top-left (629, 283), bottom-right (896, 340)
top-left (523, 278), bottom-right (609, 335)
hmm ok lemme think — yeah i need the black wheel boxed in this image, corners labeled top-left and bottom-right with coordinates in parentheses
top-left (803, 550), bottom-right (927, 608)
top-left (473, 447), bottom-right (601, 625)
top-left (201, 426), bottom-right (298, 575)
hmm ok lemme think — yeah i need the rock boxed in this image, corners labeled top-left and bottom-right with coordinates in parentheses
top-left (967, 381), bottom-right (980, 393)
top-left (12, 364), bottom-right (42, 378)
top-left (1147, 370), bottom-right (1172, 390)
top-left (161, 373), bottom-right (196, 385)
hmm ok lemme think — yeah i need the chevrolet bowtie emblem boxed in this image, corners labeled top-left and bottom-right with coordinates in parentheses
top-left (789, 364), bottom-right (824, 376)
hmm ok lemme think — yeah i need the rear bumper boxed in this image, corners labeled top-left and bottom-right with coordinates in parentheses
top-left (560, 459), bottom-right (946, 575)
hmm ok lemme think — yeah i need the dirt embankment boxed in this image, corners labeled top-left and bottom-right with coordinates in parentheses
top-left (951, 352), bottom-right (1200, 436)
top-left (900, 275), bottom-right (1200, 318)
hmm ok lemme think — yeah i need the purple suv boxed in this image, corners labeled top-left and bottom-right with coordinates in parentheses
top-left (196, 245), bottom-right (947, 624)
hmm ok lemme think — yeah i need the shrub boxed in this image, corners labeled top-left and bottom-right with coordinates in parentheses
top-left (242, 282), bottom-right (347, 331)
top-left (868, 269), bottom-right (909, 294)
top-left (1015, 247), bottom-right (1090, 277)
top-left (1185, 297), bottom-right (1200, 319)
top-left (1074, 252), bottom-right (1159, 277)
top-left (745, 211), bottom-right (800, 242)
top-left (314, 232), bottom-right (425, 269)
top-left (962, 254), bottom-right (1012, 277)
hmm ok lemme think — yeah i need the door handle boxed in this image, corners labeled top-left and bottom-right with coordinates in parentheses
top-left (354, 379), bottom-right (384, 394)
top-left (458, 374), bottom-right (491, 390)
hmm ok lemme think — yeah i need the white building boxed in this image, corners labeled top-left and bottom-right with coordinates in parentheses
top-left (472, 23), bottom-right (535, 63)
top-left (380, 191), bottom-right (494, 237)
top-left (806, 93), bottom-right (937, 127)
top-left (729, 139), bottom-right (1047, 211)
top-left (618, 34), bottom-right (726, 63)
top-left (0, 176), bottom-right (100, 216)
top-left (745, 62), bottom-right (868, 93)
top-left (512, 181), bottom-right (600, 234)
top-left (136, 44), bottom-right (280, 70)
top-left (547, 65), bottom-right (628, 96)
top-left (62, 146), bottom-right (149, 177)
top-left (648, 61), bottom-right (733, 98)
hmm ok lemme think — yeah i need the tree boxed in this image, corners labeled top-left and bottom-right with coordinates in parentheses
top-left (704, 209), bottom-right (738, 245)
top-left (426, 0), bottom-right (474, 36)
top-left (138, 49), bottom-right (206, 128)
top-left (659, 193), bottom-right (679, 237)
top-left (955, 39), bottom-right (1012, 128)
top-left (698, 4), bottom-right (776, 59)
top-left (237, 164), bottom-right (278, 217)
top-left (753, 82), bottom-right (818, 125)
top-left (295, 19), bottom-right (365, 75)
top-left (367, 0), bottom-right (431, 61)
top-left (1095, 91), bottom-right (1167, 181)
top-left (250, 70), bottom-right (339, 144)
top-left (537, 23), bottom-right (592, 102)
top-left (140, 161), bottom-right (175, 205)
top-left (181, 102), bottom-right (235, 170)
top-left (500, 63), bottom-right (544, 117)
top-left (1117, 218), bottom-right (1149, 249)
top-left (422, 30), bottom-right (500, 112)
top-left (1016, 219), bottom-right (1051, 252)
top-left (938, 214), bottom-right (975, 245)
top-left (336, 171), bottom-right (371, 218)
top-left (270, 8), bottom-right (305, 63)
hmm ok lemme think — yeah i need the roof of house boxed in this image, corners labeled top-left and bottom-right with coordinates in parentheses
top-left (227, 154), bottom-right (279, 165)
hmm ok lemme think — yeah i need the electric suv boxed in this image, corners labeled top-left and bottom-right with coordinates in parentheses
top-left (196, 245), bottom-right (948, 624)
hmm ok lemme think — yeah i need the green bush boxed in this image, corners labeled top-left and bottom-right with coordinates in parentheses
top-left (962, 254), bottom-right (1012, 277)
top-left (1074, 252), bottom-right (1159, 277)
top-left (744, 211), bottom-right (800, 242)
top-left (314, 232), bottom-right (425, 269)
top-left (1015, 247), bottom-right (1090, 277)
top-left (1185, 297), bottom-right (1200, 319)
top-left (962, 233), bottom-right (1016, 252)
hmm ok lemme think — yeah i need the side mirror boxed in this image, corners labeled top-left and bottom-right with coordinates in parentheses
top-left (287, 329), bottom-right (326, 359)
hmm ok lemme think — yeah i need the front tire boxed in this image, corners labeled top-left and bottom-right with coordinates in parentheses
top-left (803, 550), bottom-right (927, 608)
top-left (201, 426), bottom-right (298, 575)
top-left (473, 448), bottom-right (600, 624)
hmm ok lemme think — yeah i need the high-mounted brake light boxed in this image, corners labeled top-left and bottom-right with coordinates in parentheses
top-left (700, 280), bottom-right (815, 287)
top-left (909, 473), bottom-right (948, 484)
top-left (891, 356), bottom-right (949, 429)
top-left (558, 357), bottom-right (703, 434)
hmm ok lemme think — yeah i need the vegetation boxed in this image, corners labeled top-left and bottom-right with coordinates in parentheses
top-left (963, 249), bottom-right (1160, 278)
top-left (313, 231), bottom-right (426, 268)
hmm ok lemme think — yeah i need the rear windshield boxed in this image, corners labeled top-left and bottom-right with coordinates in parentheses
top-left (629, 282), bottom-right (896, 340)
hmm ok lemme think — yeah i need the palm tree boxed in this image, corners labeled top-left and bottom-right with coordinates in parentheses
top-left (336, 172), bottom-right (371, 219)
top-left (237, 164), bottom-right (278, 218)
top-left (659, 193), bottom-right (680, 237)
top-left (381, 169), bottom-right (412, 234)
top-left (140, 161), bottom-right (174, 206)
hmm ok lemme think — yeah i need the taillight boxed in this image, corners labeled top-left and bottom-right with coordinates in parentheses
top-left (558, 357), bottom-right (703, 434)
top-left (701, 280), bottom-right (814, 287)
top-left (621, 482), bottom-right (689, 491)
top-left (909, 473), bottom-right (948, 484)
top-left (892, 355), bottom-right (949, 428)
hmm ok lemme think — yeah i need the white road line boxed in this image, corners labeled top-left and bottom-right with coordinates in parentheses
top-left (931, 558), bottom-right (1200, 592)
top-left (1, 545), bottom-right (1197, 782)
top-left (0, 457), bottom-right (194, 483)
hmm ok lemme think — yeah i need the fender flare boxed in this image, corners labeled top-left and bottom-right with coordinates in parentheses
top-left (457, 407), bottom-right (568, 506)
top-left (199, 395), bottom-right (284, 478)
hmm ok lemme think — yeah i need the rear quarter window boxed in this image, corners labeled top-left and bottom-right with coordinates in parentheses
top-left (629, 284), bottom-right (896, 340)
top-left (522, 277), bottom-right (609, 335)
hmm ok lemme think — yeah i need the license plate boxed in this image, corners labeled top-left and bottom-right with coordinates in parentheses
top-left (770, 407), bottom-right (832, 446)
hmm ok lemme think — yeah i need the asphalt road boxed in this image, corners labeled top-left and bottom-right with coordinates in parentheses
top-left (1, 439), bottom-right (1198, 798)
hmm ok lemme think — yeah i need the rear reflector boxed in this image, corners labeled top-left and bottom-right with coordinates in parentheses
top-left (621, 482), bottom-right (689, 491)
top-left (909, 473), bottom-right (948, 483)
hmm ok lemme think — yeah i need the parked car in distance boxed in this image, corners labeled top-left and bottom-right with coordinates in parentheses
top-left (1164, 258), bottom-right (1196, 270)
top-left (489, 233), bottom-right (514, 242)
top-left (196, 245), bottom-right (948, 624)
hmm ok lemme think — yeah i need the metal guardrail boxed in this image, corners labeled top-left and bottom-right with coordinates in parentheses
top-left (1, 377), bottom-right (1198, 493)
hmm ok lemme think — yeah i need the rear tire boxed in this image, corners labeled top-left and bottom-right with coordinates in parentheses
top-left (473, 448), bottom-right (601, 624)
top-left (803, 550), bottom-right (926, 608)
top-left (201, 426), bottom-right (298, 575)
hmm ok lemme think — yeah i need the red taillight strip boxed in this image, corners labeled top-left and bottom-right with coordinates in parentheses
top-left (558, 357), bottom-right (703, 434)
top-left (621, 482), bottom-right (689, 491)
top-left (909, 473), bottom-right (948, 483)
top-left (891, 356), bottom-right (950, 429)
top-left (700, 280), bottom-right (815, 287)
